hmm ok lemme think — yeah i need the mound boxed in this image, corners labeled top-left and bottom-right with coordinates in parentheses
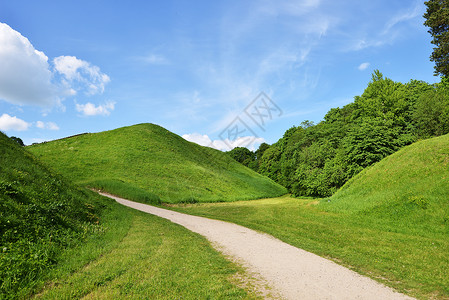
top-left (29, 123), bottom-right (286, 203)
top-left (0, 132), bottom-right (106, 297)
top-left (323, 134), bottom-right (449, 226)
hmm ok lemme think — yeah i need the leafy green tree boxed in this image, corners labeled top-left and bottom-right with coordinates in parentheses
top-left (9, 136), bottom-right (24, 147)
top-left (413, 89), bottom-right (449, 137)
top-left (257, 71), bottom-right (445, 198)
top-left (227, 147), bottom-right (255, 168)
top-left (258, 145), bottom-right (283, 182)
top-left (424, 0), bottom-right (449, 77)
top-left (255, 143), bottom-right (270, 160)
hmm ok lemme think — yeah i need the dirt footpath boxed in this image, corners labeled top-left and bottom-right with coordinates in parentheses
top-left (101, 193), bottom-right (414, 300)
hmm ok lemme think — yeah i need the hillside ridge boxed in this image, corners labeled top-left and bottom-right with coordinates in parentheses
top-left (29, 123), bottom-right (287, 203)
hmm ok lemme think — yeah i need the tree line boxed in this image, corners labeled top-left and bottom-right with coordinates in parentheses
top-left (228, 71), bottom-right (449, 197)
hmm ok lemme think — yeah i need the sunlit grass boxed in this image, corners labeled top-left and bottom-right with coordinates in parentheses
top-left (172, 135), bottom-right (449, 299)
top-left (1, 131), bottom-right (258, 299)
top-left (172, 195), bottom-right (449, 299)
top-left (35, 207), bottom-right (255, 299)
top-left (28, 123), bottom-right (286, 203)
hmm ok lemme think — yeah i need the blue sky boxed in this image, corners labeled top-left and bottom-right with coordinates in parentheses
top-left (0, 0), bottom-right (439, 149)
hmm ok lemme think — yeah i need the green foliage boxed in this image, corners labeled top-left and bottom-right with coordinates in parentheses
top-left (9, 136), bottom-right (24, 147)
top-left (227, 147), bottom-right (255, 164)
top-left (0, 132), bottom-right (108, 299)
top-left (227, 143), bottom-right (271, 172)
top-left (259, 71), bottom-right (447, 197)
top-left (413, 88), bottom-right (449, 137)
top-left (424, 0), bottom-right (449, 77)
top-left (255, 142), bottom-right (269, 160)
top-left (29, 123), bottom-right (286, 203)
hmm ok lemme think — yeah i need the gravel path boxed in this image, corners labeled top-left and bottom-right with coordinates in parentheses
top-left (101, 193), bottom-right (413, 300)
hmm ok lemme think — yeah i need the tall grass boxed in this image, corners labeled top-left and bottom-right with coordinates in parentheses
top-left (87, 179), bottom-right (161, 205)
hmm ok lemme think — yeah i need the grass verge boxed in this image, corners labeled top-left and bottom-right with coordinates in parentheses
top-left (33, 201), bottom-right (257, 299)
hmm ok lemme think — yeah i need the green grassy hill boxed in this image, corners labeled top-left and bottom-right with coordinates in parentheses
top-left (28, 123), bottom-right (286, 203)
top-left (0, 131), bottom-right (108, 298)
top-left (323, 133), bottom-right (449, 229)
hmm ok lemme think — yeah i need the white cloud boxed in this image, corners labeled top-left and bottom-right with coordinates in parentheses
top-left (358, 62), bottom-right (370, 71)
top-left (0, 114), bottom-right (30, 131)
top-left (54, 56), bottom-right (110, 95)
top-left (76, 101), bottom-right (115, 116)
top-left (182, 133), bottom-right (212, 147)
top-left (182, 133), bottom-right (265, 151)
top-left (36, 121), bottom-right (59, 130)
top-left (0, 22), bottom-right (110, 107)
top-left (0, 23), bottom-right (57, 106)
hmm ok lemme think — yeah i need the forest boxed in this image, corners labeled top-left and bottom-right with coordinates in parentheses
top-left (228, 71), bottom-right (449, 197)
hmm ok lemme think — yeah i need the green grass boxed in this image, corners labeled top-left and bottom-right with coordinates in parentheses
top-left (1, 132), bottom-right (259, 299)
top-left (28, 123), bottom-right (287, 203)
top-left (88, 179), bottom-right (161, 205)
top-left (0, 131), bottom-right (109, 298)
top-left (172, 135), bottom-right (449, 299)
top-left (34, 205), bottom-right (256, 299)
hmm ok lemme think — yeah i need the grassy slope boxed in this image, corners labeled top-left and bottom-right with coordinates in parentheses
top-left (28, 123), bottom-right (286, 203)
top-left (0, 131), bottom-right (108, 298)
top-left (1, 132), bottom-right (257, 299)
top-left (173, 135), bottom-right (449, 299)
top-left (35, 207), bottom-right (256, 299)
top-left (323, 134), bottom-right (449, 221)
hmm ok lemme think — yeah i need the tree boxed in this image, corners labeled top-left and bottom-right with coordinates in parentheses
top-left (255, 143), bottom-right (270, 160)
top-left (227, 147), bottom-right (255, 164)
top-left (424, 0), bottom-right (449, 77)
top-left (10, 136), bottom-right (25, 146)
top-left (413, 89), bottom-right (449, 137)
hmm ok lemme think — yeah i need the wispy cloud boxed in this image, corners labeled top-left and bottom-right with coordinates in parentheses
top-left (345, 1), bottom-right (425, 52)
top-left (140, 54), bottom-right (169, 65)
top-left (383, 1), bottom-right (422, 35)
top-left (36, 121), bottom-right (59, 130)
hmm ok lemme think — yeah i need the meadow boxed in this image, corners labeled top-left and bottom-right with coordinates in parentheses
top-left (172, 134), bottom-right (449, 299)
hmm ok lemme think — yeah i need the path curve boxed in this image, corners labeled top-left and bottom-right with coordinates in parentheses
top-left (101, 193), bottom-right (413, 300)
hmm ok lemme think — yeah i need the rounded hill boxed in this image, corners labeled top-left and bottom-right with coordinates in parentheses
top-left (323, 134), bottom-right (449, 228)
top-left (29, 123), bottom-right (287, 203)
